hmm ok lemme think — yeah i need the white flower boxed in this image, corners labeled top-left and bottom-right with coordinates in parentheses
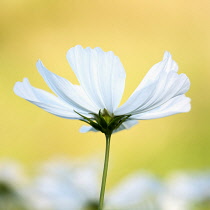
top-left (26, 159), bottom-right (163, 210)
top-left (26, 159), bottom-right (101, 210)
top-left (14, 45), bottom-right (191, 133)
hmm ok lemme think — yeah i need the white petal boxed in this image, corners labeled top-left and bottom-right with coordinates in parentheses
top-left (131, 72), bottom-right (190, 115)
top-left (67, 45), bottom-right (126, 113)
top-left (139, 51), bottom-right (178, 90)
top-left (115, 80), bottom-right (159, 115)
top-left (79, 120), bottom-right (138, 133)
top-left (14, 78), bottom-right (89, 119)
top-left (36, 60), bottom-right (98, 114)
top-left (79, 126), bottom-right (98, 133)
top-left (115, 52), bottom-right (190, 116)
top-left (133, 51), bottom-right (178, 92)
top-left (130, 95), bottom-right (191, 120)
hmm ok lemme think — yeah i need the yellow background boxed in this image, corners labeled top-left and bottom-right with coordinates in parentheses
top-left (1, 0), bottom-right (210, 185)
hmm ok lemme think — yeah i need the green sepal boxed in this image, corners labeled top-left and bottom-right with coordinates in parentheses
top-left (74, 109), bottom-right (131, 135)
top-left (84, 120), bottom-right (103, 131)
top-left (74, 110), bottom-right (103, 132)
top-left (112, 115), bottom-right (131, 130)
top-left (98, 110), bottom-right (108, 128)
top-left (107, 115), bottom-right (131, 130)
top-left (107, 116), bottom-right (123, 130)
top-left (90, 110), bottom-right (108, 129)
top-left (74, 110), bottom-right (93, 122)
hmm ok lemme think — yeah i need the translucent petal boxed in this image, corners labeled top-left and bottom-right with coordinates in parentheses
top-left (130, 72), bottom-right (190, 115)
top-left (14, 78), bottom-right (90, 119)
top-left (67, 45), bottom-right (126, 113)
top-left (130, 95), bottom-right (191, 120)
top-left (37, 60), bottom-right (98, 114)
top-left (138, 51), bottom-right (178, 90)
top-left (115, 52), bottom-right (190, 116)
top-left (79, 126), bottom-right (98, 133)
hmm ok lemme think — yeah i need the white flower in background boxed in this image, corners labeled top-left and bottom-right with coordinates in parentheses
top-left (14, 45), bottom-right (191, 134)
top-left (26, 159), bottom-right (162, 210)
top-left (1, 159), bottom-right (210, 210)
top-left (26, 159), bottom-right (101, 210)
top-left (159, 171), bottom-right (210, 210)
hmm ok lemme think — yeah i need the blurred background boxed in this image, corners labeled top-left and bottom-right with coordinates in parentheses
top-left (0, 0), bottom-right (210, 195)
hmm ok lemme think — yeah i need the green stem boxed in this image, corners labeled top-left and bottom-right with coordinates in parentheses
top-left (98, 133), bottom-right (111, 210)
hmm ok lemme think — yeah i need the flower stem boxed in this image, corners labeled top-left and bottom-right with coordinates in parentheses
top-left (98, 133), bottom-right (111, 210)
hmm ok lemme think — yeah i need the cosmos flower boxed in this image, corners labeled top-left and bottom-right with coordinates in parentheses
top-left (14, 45), bottom-right (191, 134)
top-left (26, 159), bottom-right (162, 210)
top-left (14, 46), bottom-right (191, 209)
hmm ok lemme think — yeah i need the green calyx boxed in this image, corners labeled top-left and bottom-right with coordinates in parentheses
top-left (75, 109), bottom-right (131, 135)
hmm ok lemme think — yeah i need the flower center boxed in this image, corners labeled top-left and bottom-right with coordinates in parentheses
top-left (75, 109), bottom-right (131, 135)
top-left (100, 109), bottom-right (114, 124)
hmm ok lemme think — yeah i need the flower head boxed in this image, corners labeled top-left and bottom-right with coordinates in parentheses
top-left (14, 45), bottom-right (191, 134)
